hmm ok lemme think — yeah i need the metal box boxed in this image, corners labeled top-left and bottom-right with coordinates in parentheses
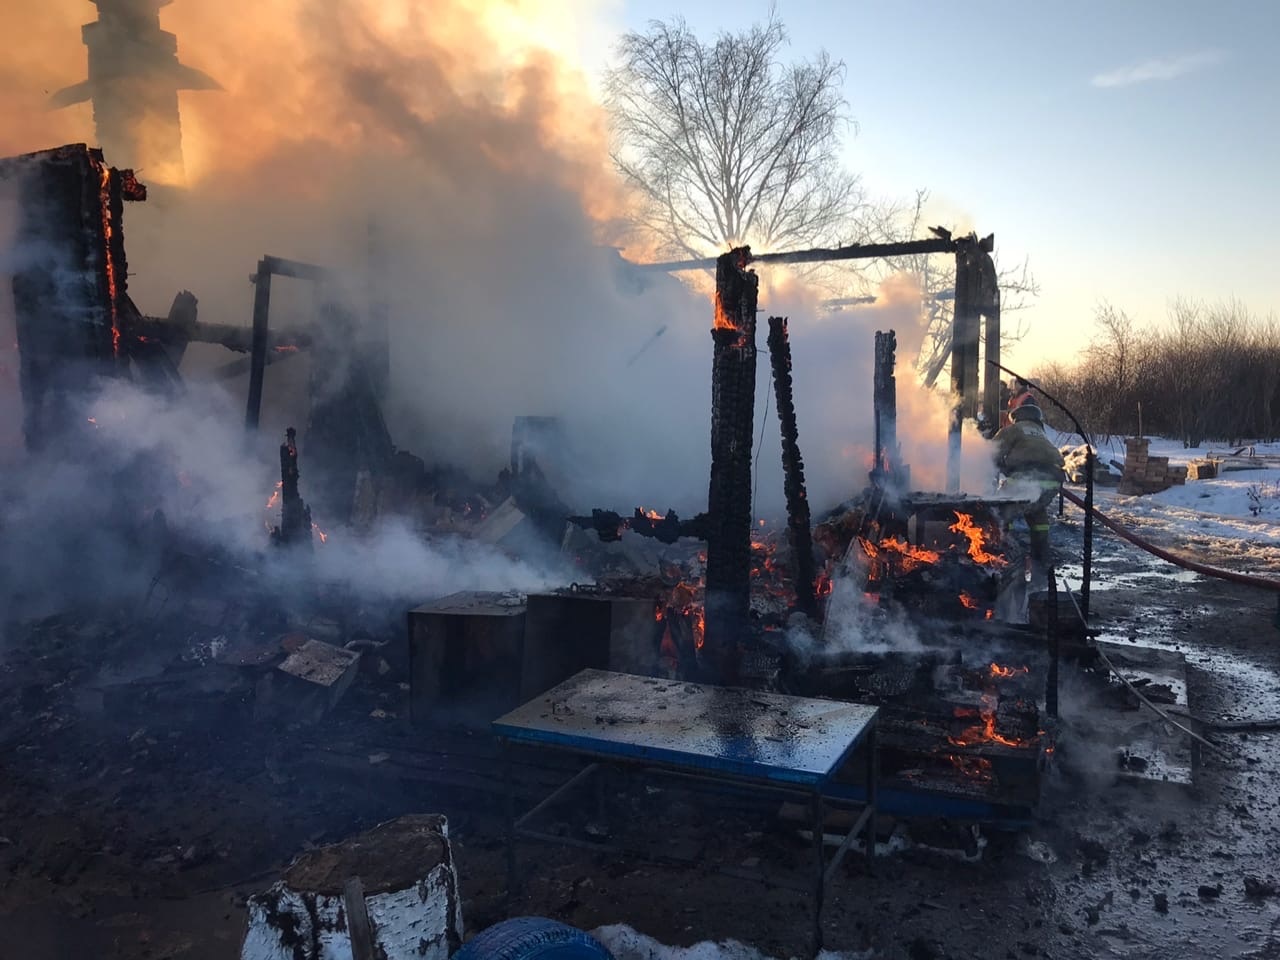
top-left (521, 591), bottom-right (661, 700)
top-left (408, 591), bottom-right (527, 727)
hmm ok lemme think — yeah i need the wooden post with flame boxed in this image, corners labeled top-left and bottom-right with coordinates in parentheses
top-left (704, 247), bottom-right (758, 684)
top-left (767, 316), bottom-right (817, 620)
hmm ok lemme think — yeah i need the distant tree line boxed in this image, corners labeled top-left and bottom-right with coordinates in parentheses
top-left (1033, 299), bottom-right (1280, 447)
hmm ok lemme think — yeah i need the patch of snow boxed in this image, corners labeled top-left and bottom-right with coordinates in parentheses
top-left (591, 925), bottom-right (875, 960)
top-left (1049, 435), bottom-right (1280, 573)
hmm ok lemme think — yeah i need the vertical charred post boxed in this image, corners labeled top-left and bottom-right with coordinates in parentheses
top-left (947, 236), bottom-right (985, 491)
top-left (872, 330), bottom-right (905, 491)
top-left (704, 247), bottom-right (758, 684)
top-left (244, 259), bottom-right (271, 431)
top-left (980, 255), bottom-right (1002, 438)
top-left (275, 426), bottom-right (313, 547)
top-left (767, 316), bottom-right (817, 620)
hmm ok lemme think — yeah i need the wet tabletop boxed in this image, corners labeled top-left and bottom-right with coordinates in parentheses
top-left (493, 669), bottom-right (878, 787)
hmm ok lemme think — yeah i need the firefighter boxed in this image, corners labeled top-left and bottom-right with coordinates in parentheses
top-left (998, 376), bottom-right (1039, 427)
top-left (992, 403), bottom-right (1065, 584)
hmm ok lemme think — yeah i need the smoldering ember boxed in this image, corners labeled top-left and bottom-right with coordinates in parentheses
top-left (2, 10), bottom-right (1280, 960)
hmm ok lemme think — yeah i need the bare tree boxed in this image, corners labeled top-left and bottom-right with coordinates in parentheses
top-left (605, 12), bottom-right (861, 258)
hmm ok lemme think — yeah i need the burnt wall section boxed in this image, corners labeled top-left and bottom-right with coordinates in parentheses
top-left (704, 247), bottom-right (758, 684)
top-left (0, 144), bottom-right (144, 450)
top-left (766, 316), bottom-right (816, 620)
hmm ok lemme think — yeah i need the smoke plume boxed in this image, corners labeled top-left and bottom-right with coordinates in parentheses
top-left (0, 0), bottom-right (998, 623)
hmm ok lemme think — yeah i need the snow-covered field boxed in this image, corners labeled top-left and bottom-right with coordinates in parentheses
top-left (1052, 435), bottom-right (1280, 573)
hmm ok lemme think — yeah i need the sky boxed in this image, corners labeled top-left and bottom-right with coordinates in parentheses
top-left (583, 0), bottom-right (1280, 370)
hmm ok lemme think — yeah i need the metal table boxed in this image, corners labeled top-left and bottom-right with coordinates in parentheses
top-left (493, 669), bottom-right (878, 955)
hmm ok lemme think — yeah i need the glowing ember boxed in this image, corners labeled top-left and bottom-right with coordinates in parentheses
top-left (949, 512), bottom-right (1006, 566)
top-left (265, 480), bottom-right (282, 510)
top-left (97, 164), bottom-right (121, 357)
top-left (273, 344), bottom-right (299, 354)
top-left (311, 521), bottom-right (328, 543)
top-left (959, 592), bottom-right (979, 610)
top-left (989, 663), bottom-right (1029, 679)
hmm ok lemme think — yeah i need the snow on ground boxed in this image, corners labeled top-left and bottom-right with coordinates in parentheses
top-left (1049, 434), bottom-right (1280, 573)
top-left (593, 925), bottom-right (873, 960)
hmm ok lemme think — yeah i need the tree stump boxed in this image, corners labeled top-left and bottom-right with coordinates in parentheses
top-left (240, 814), bottom-right (463, 960)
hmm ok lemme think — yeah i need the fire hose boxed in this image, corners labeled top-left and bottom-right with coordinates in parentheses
top-left (1059, 486), bottom-right (1280, 593)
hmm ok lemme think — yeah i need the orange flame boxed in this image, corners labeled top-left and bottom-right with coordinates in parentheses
top-left (311, 521), bottom-right (328, 544)
top-left (948, 688), bottom-right (1027, 749)
top-left (989, 663), bottom-right (1028, 679)
top-left (266, 480), bottom-right (282, 510)
top-left (959, 592), bottom-right (979, 610)
top-left (713, 289), bottom-right (737, 332)
top-left (950, 512), bottom-right (1006, 566)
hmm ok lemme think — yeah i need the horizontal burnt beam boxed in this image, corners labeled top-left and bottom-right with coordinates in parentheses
top-left (632, 237), bottom-right (969, 274)
top-left (133, 316), bottom-right (312, 353)
top-left (259, 254), bottom-right (333, 283)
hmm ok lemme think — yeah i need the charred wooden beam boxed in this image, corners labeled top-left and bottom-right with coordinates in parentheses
top-left (566, 508), bottom-right (708, 544)
top-left (766, 316), bottom-right (817, 620)
top-left (704, 247), bottom-right (759, 684)
top-left (633, 237), bottom-right (958, 274)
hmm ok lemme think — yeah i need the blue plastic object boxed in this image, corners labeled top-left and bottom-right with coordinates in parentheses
top-left (453, 917), bottom-right (615, 960)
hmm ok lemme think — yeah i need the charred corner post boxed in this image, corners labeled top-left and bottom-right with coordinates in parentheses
top-left (766, 316), bottom-right (817, 619)
top-left (704, 247), bottom-right (758, 683)
top-left (947, 233), bottom-right (1000, 491)
top-left (0, 144), bottom-right (146, 450)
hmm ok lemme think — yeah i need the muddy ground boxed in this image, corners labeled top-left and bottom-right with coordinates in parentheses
top-left (2, 510), bottom-right (1279, 960)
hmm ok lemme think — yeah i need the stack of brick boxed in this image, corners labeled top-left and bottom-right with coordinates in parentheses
top-left (1187, 459), bottom-right (1219, 480)
top-left (1119, 438), bottom-right (1188, 495)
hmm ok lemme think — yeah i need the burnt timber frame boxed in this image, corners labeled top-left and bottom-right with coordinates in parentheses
top-left (497, 735), bottom-right (877, 958)
top-left (633, 232), bottom-right (1001, 496)
top-left (244, 255), bottom-right (332, 431)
